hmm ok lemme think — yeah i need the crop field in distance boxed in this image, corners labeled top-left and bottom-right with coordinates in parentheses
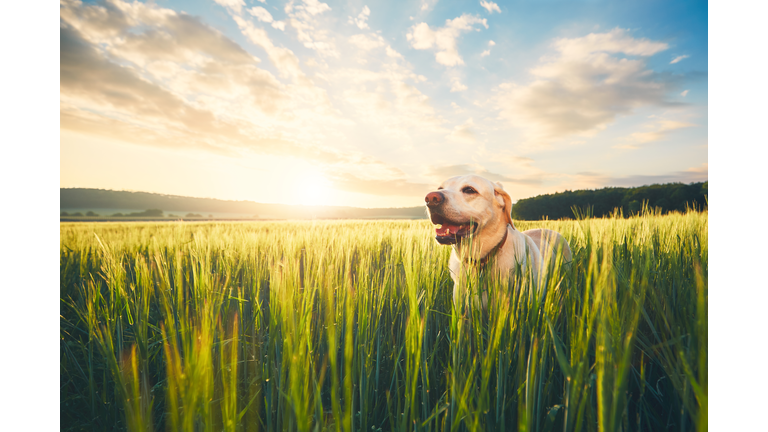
top-left (60, 209), bottom-right (707, 432)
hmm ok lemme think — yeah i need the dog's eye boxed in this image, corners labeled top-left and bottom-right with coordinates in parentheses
top-left (462, 187), bottom-right (477, 194)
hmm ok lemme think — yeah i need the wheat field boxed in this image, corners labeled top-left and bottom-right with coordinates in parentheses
top-left (60, 211), bottom-right (707, 431)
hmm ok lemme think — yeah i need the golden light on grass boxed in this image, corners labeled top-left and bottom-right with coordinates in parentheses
top-left (60, 210), bottom-right (707, 431)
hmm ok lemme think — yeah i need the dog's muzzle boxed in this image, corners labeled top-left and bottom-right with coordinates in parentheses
top-left (425, 191), bottom-right (444, 208)
top-left (425, 191), bottom-right (477, 245)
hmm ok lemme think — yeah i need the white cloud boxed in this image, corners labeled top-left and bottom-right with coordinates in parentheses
top-left (232, 16), bottom-right (303, 78)
top-left (686, 162), bottom-right (708, 177)
top-left (681, 90), bottom-right (689, 97)
top-left (407, 14), bottom-right (488, 67)
top-left (481, 41), bottom-right (493, 57)
top-left (420, 0), bottom-right (439, 12)
top-left (427, 163), bottom-right (543, 185)
top-left (480, 1), bottom-right (501, 14)
top-left (349, 33), bottom-right (384, 51)
top-left (573, 163), bottom-right (708, 188)
top-left (552, 28), bottom-right (668, 59)
top-left (349, 6), bottom-right (371, 30)
top-left (301, 0), bottom-right (331, 16)
top-left (448, 118), bottom-right (476, 142)
top-left (59, 0), bottom-right (338, 159)
top-left (496, 28), bottom-right (675, 141)
top-left (386, 45), bottom-right (404, 59)
top-left (617, 119), bottom-right (696, 148)
top-left (285, 0), bottom-right (338, 57)
top-left (249, 6), bottom-right (272, 22)
top-left (248, 6), bottom-right (286, 30)
top-left (213, 0), bottom-right (245, 15)
top-left (62, 1), bottom-right (256, 68)
top-left (450, 77), bottom-right (467, 92)
top-left (670, 54), bottom-right (690, 64)
top-left (331, 66), bottom-right (447, 140)
top-left (347, 33), bottom-right (404, 64)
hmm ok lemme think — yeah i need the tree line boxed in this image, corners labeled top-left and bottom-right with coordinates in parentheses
top-left (59, 209), bottom-right (231, 219)
top-left (60, 188), bottom-right (427, 219)
top-left (61, 209), bottom-right (164, 218)
top-left (510, 182), bottom-right (708, 220)
top-left (60, 209), bottom-right (220, 218)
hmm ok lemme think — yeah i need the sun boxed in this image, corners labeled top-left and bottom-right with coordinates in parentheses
top-left (294, 172), bottom-right (334, 206)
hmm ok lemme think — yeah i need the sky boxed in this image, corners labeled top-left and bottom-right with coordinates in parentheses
top-left (60, 0), bottom-right (708, 208)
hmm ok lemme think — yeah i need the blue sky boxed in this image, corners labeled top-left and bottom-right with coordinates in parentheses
top-left (60, 0), bottom-right (708, 207)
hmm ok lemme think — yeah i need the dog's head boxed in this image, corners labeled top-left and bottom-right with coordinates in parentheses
top-left (424, 175), bottom-right (514, 246)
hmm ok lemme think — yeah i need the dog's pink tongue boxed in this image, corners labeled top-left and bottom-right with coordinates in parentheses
top-left (436, 224), bottom-right (462, 236)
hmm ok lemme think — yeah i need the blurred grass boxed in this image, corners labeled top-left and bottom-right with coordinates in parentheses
top-left (60, 210), bottom-right (707, 431)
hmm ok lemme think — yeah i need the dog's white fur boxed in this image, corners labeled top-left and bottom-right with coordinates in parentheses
top-left (426, 175), bottom-right (572, 305)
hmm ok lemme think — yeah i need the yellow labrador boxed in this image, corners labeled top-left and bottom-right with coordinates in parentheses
top-left (425, 175), bottom-right (572, 305)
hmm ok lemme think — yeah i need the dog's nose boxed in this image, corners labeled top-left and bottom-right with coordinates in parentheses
top-left (425, 191), bottom-right (444, 207)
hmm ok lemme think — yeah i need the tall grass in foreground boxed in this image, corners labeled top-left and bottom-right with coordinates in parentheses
top-left (60, 210), bottom-right (707, 431)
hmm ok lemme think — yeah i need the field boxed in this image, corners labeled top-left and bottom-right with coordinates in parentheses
top-left (60, 211), bottom-right (707, 431)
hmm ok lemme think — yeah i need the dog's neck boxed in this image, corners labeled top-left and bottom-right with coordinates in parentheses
top-left (455, 222), bottom-right (511, 265)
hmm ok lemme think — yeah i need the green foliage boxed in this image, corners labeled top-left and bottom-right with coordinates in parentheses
top-left (511, 182), bottom-right (708, 220)
top-left (134, 209), bottom-right (163, 217)
top-left (60, 212), bottom-right (707, 431)
top-left (107, 209), bottom-right (164, 218)
top-left (125, 209), bottom-right (164, 217)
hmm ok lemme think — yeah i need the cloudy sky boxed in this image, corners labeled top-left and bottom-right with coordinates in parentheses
top-left (60, 0), bottom-right (707, 208)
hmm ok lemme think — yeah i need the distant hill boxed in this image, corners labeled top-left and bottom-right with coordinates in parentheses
top-left (510, 182), bottom-right (708, 220)
top-left (60, 188), bottom-right (428, 220)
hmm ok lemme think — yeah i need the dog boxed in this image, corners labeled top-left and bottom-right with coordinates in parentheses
top-left (425, 175), bottom-right (572, 306)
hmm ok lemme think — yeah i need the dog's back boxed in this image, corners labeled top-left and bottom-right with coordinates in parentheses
top-left (522, 228), bottom-right (572, 266)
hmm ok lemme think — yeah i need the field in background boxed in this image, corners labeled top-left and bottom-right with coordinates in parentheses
top-left (60, 212), bottom-right (707, 431)
top-left (60, 188), bottom-right (429, 221)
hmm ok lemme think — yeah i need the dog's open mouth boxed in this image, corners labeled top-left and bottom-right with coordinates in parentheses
top-left (429, 213), bottom-right (477, 245)
top-left (434, 223), bottom-right (476, 244)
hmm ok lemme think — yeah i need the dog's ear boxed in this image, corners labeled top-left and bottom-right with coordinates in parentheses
top-left (494, 182), bottom-right (515, 230)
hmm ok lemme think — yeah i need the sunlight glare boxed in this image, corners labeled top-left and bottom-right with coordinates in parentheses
top-left (294, 171), bottom-right (334, 206)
